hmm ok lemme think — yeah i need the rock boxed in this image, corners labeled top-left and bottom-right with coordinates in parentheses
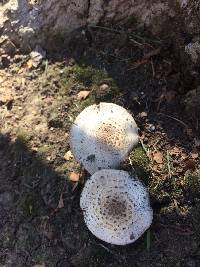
top-left (18, 26), bottom-right (35, 40)
top-left (0, 54), bottom-right (11, 68)
top-left (146, 123), bottom-right (156, 132)
top-left (13, 54), bottom-right (27, 63)
top-left (64, 150), bottom-right (74, 161)
top-left (100, 83), bottom-right (109, 91)
top-left (29, 50), bottom-right (44, 68)
top-left (0, 39), bottom-right (17, 56)
top-left (139, 112), bottom-right (148, 118)
top-left (28, 45), bottom-right (46, 68)
top-left (0, 0), bottom-right (199, 58)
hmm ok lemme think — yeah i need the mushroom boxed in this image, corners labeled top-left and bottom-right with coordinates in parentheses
top-left (70, 103), bottom-right (138, 174)
top-left (80, 169), bottom-right (153, 245)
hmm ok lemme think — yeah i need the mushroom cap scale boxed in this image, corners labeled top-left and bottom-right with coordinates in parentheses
top-left (70, 103), bottom-right (139, 174)
top-left (80, 169), bottom-right (153, 245)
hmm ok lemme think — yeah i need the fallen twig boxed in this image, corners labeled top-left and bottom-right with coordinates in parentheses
top-left (166, 150), bottom-right (172, 178)
top-left (129, 38), bottom-right (144, 47)
top-left (140, 138), bottom-right (150, 158)
top-left (88, 24), bottom-right (161, 45)
top-left (93, 241), bottom-right (124, 262)
top-left (88, 24), bottom-right (124, 34)
top-left (157, 113), bottom-right (188, 128)
top-left (143, 47), bottom-right (161, 59)
top-left (151, 58), bottom-right (155, 77)
top-left (146, 229), bottom-right (151, 251)
top-left (128, 59), bottom-right (149, 70)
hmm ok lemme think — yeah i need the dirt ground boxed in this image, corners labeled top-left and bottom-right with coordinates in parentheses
top-left (0, 27), bottom-right (200, 267)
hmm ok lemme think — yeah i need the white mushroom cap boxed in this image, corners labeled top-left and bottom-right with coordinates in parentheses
top-left (70, 103), bottom-right (138, 174)
top-left (80, 169), bottom-right (153, 245)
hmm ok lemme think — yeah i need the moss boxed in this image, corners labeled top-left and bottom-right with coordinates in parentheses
top-left (74, 65), bottom-right (107, 87)
top-left (130, 146), bottom-right (149, 167)
top-left (22, 190), bottom-right (44, 217)
top-left (60, 63), bottom-right (117, 93)
top-left (58, 62), bottom-right (122, 126)
top-left (129, 146), bottom-right (150, 183)
top-left (37, 144), bottom-right (53, 155)
top-left (13, 131), bottom-right (32, 151)
top-left (59, 64), bottom-right (107, 92)
top-left (59, 63), bottom-right (121, 124)
top-left (59, 74), bottom-right (76, 96)
top-left (185, 169), bottom-right (200, 196)
top-left (95, 79), bottom-right (120, 101)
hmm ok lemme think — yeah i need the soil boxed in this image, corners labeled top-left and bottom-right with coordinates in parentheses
top-left (0, 27), bottom-right (200, 267)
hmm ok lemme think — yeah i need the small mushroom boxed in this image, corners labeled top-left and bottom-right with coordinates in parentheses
top-left (70, 103), bottom-right (138, 174)
top-left (80, 169), bottom-right (153, 245)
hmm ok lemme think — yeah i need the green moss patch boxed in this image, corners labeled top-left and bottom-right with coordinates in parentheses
top-left (129, 145), bottom-right (150, 183)
top-left (185, 170), bottom-right (200, 196)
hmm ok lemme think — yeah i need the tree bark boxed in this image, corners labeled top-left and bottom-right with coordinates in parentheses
top-left (0, 0), bottom-right (200, 63)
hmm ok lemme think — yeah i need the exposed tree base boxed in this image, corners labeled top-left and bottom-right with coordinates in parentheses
top-left (0, 1), bottom-right (200, 55)
top-left (0, 0), bottom-right (200, 116)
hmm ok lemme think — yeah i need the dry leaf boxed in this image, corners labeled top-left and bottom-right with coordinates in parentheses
top-left (27, 59), bottom-right (33, 69)
top-left (191, 152), bottom-right (199, 159)
top-left (69, 172), bottom-right (80, 182)
top-left (184, 159), bottom-right (196, 171)
top-left (152, 165), bottom-right (162, 173)
top-left (181, 153), bottom-right (188, 160)
top-left (32, 265), bottom-right (45, 267)
top-left (58, 193), bottom-right (64, 209)
top-left (64, 150), bottom-right (73, 161)
top-left (152, 151), bottom-right (163, 164)
top-left (170, 147), bottom-right (182, 156)
top-left (77, 90), bottom-right (90, 100)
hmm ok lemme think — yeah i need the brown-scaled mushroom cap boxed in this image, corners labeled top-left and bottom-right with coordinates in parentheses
top-left (70, 103), bottom-right (139, 174)
top-left (80, 169), bottom-right (153, 245)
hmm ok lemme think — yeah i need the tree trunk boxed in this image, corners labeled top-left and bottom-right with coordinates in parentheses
top-left (0, 0), bottom-right (200, 63)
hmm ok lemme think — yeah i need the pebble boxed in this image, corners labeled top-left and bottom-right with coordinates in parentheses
top-left (100, 84), bottom-right (109, 91)
top-left (139, 112), bottom-right (148, 118)
top-left (146, 123), bottom-right (156, 132)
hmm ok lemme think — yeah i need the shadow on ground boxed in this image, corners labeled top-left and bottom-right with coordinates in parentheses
top-left (0, 133), bottom-right (87, 266)
top-left (0, 133), bottom-right (199, 266)
top-left (0, 26), bottom-right (200, 267)
top-left (48, 26), bottom-right (200, 146)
